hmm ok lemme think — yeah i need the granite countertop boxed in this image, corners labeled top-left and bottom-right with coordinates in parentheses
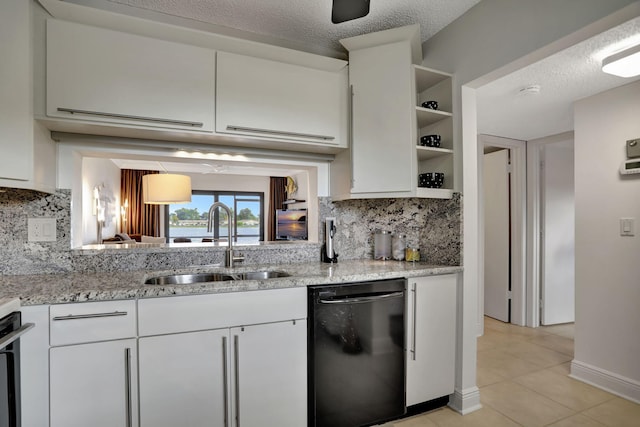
top-left (0, 260), bottom-right (462, 306)
top-left (74, 240), bottom-right (316, 254)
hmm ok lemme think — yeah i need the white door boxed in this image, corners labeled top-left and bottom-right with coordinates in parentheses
top-left (541, 141), bottom-right (575, 325)
top-left (138, 329), bottom-right (229, 427)
top-left (50, 339), bottom-right (138, 427)
top-left (484, 149), bottom-right (510, 322)
top-left (232, 320), bottom-right (307, 427)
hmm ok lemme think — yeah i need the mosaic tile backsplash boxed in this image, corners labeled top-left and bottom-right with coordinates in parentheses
top-left (0, 188), bottom-right (461, 275)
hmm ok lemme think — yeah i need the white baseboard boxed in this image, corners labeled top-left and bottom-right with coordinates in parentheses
top-left (571, 360), bottom-right (640, 404)
top-left (448, 386), bottom-right (482, 415)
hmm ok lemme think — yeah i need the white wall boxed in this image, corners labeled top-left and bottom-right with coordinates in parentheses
top-left (81, 157), bottom-right (121, 244)
top-left (541, 140), bottom-right (575, 325)
top-left (572, 80), bottom-right (640, 402)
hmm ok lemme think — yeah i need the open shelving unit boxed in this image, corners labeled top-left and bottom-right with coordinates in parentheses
top-left (412, 65), bottom-right (454, 199)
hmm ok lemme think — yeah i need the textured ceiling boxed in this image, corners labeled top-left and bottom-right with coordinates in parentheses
top-left (477, 16), bottom-right (640, 142)
top-left (100, 0), bottom-right (482, 54)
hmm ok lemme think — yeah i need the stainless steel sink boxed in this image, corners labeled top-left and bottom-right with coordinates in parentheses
top-left (231, 271), bottom-right (290, 280)
top-left (144, 270), bottom-right (290, 285)
top-left (144, 273), bottom-right (235, 285)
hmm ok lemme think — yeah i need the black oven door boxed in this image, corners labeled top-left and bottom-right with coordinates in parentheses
top-left (0, 312), bottom-right (28, 427)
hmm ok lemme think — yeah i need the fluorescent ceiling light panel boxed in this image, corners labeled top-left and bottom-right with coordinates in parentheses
top-left (602, 43), bottom-right (640, 78)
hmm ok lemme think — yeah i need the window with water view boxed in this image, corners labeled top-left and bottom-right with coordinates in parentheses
top-left (165, 191), bottom-right (264, 243)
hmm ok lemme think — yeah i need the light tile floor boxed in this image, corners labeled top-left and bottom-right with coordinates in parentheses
top-left (383, 317), bottom-right (640, 427)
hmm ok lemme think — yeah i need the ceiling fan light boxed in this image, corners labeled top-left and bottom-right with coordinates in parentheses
top-left (142, 174), bottom-right (192, 204)
top-left (332, 0), bottom-right (370, 24)
top-left (602, 43), bottom-right (640, 78)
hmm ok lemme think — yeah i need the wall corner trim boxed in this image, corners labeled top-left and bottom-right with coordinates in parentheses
top-left (571, 360), bottom-right (640, 404)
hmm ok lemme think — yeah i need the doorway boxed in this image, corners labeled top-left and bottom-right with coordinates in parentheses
top-left (478, 135), bottom-right (527, 334)
top-left (527, 133), bottom-right (576, 326)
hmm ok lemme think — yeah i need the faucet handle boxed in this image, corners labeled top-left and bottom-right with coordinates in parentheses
top-left (233, 252), bottom-right (245, 263)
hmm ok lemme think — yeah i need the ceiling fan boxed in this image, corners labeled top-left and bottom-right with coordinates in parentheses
top-left (332, 0), bottom-right (370, 24)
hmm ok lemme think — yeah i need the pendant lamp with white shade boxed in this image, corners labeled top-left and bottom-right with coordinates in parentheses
top-left (142, 173), bottom-right (192, 204)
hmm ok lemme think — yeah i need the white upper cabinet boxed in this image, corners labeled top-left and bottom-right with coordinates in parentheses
top-left (348, 42), bottom-right (415, 194)
top-left (0, 0), bottom-right (56, 193)
top-left (216, 51), bottom-right (348, 148)
top-left (330, 25), bottom-right (455, 200)
top-left (46, 19), bottom-right (215, 132)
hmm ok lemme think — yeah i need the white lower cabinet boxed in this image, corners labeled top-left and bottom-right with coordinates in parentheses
top-left (406, 274), bottom-right (457, 406)
top-left (138, 320), bottom-right (307, 427)
top-left (138, 329), bottom-right (228, 427)
top-left (137, 288), bottom-right (308, 427)
top-left (49, 339), bottom-right (138, 427)
top-left (233, 321), bottom-right (307, 426)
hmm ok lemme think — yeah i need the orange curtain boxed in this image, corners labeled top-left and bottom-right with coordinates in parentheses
top-left (120, 169), bottom-right (160, 237)
top-left (268, 177), bottom-right (287, 241)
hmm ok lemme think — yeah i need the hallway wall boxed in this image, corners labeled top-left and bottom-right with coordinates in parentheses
top-left (573, 80), bottom-right (640, 402)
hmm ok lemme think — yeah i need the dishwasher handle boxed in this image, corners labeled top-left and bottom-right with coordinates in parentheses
top-left (318, 291), bottom-right (404, 305)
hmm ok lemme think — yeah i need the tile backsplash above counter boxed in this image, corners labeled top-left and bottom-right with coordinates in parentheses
top-left (0, 188), bottom-right (461, 276)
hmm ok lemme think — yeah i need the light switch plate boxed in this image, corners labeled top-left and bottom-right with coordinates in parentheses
top-left (627, 139), bottom-right (640, 158)
top-left (620, 217), bottom-right (635, 237)
top-left (28, 217), bottom-right (57, 242)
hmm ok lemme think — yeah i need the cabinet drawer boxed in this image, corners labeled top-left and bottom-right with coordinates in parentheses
top-left (50, 300), bottom-right (137, 346)
top-left (138, 287), bottom-right (307, 336)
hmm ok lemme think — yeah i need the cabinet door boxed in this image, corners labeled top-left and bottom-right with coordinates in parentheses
top-left (349, 42), bottom-right (414, 194)
top-left (0, 0), bottom-right (32, 182)
top-left (47, 20), bottom-right (215, 132)
top-left (406, 275), bottom-right (457, 406)
top-left (138, 330), bottom-right (229, 427)
top-left (216, 51), bottom-right (345, 147)
top-left (50, 339), bottom-right (138, 427)
top-left (0, 0), bottom-right (56, 193)
top-left (232, 320), bottom-right (307, 427)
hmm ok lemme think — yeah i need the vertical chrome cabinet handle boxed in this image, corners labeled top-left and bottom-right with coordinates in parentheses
top-left (349, 84), bottom-right (355, 189)
top-left (124, 347), bottom-right (132, 427)
top-left (411, 282), bottom-right (417, 361)
top-left (222, 336), bottom-right (229, 427)
top-left (234, 335), bottom-right (240, 427)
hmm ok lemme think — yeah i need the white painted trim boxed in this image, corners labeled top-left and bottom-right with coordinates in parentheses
top-left (458, 86), bottom-right (480, 413)
top-left (571, 360), bottom-right (640, 404)
top-left (526, 142), bottom-right (541, 328)
top-left (478, 135), bottom-right (527, 327)
top-left (526, 131), bottom-right (574, 327)
top-left (448, 386), bottom-right (482, 415)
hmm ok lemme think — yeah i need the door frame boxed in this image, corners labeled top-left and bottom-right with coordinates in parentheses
top-left (526, 131), bottom-right (574, 327)
top-left (478, 135), bottom-right (527, 334)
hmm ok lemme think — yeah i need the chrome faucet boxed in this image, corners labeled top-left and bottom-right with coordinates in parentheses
top-left (207, 202), bottom-right (244, 267)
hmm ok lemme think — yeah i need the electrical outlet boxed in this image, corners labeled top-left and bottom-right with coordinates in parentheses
top-left (28, 217), bottom-right (57, 242)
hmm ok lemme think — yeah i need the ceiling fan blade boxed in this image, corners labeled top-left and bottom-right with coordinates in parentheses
top-left (332, 0), bottom-right (370, 24)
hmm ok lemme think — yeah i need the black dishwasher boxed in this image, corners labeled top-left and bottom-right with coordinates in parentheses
top-left (308, 278), bottom-right (406, 427)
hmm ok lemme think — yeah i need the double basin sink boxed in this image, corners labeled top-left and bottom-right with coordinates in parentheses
top-left (145, 270), bottom-right (290, 285)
